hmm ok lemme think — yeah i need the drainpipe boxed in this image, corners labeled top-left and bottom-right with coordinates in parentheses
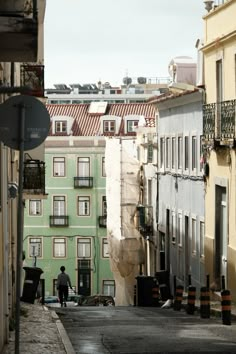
top-left (2, 145), bottom-right (9, 340)
top-left (146, 237), bottom-right (150, 276)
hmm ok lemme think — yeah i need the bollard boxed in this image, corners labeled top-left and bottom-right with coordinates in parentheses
top-left (186, 286), bottom-right (196, 315)
top-left (221, 289), bottom-right (231, 325)
top-left (200, 286), bottom-right (210, 318)
top-left (133, 285), bottom-right (136, 306)
top-left (173, 285), bottom-right (183, 311)
top-left (188, 274), bottom-right (192, 286)
top-left (152, 283), bottom-right (160, 306)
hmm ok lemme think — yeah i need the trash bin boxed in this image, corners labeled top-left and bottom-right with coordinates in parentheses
top-left (21, 267), bottom-right (43, 304)
top-left (136, 276), bottom-right (159, 306)
top-left (155, 270), bottom-right (171, 301)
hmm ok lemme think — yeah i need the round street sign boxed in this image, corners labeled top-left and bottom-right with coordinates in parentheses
top-left (0, 95), bottom-right (50, 151)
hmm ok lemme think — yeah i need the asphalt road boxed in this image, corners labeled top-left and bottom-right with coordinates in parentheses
top-left (55, 306), bottom-right (236, 353)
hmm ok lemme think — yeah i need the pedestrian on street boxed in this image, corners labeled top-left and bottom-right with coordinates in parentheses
top-left (57, 266), bottom-right (72, 307)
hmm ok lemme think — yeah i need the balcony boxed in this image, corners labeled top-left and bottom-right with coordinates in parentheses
top-left (74, 177), bottom-right (93, 188)
top-left (98, 215), bottom-right (107, 228)
top-left (49, 215), bottom-right (69, 227)
top-left (21, 64), bottom-right (44, 97)
top-left (136, 205), bottom-right (153, 239)
top-left (203, 100), bottom-right (236, 145)
top-left (23, 159), bottom-right (45, 195)
top-left (0, 0), bottom-right (40, 62)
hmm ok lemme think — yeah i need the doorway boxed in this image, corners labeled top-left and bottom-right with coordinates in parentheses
top-left (184, 215), bottom-right (189, 289)
top-left (77, 259), bottom-right (91, 296)
top-left (215, 185), bottom-right (227, 287)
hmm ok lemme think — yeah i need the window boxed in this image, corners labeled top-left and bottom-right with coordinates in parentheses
top-left (104, 121), bottom-right (115, 132)
top-left (103, 280), bottom-right (115, 297)
top-left (166, 138), bottom-right (170, 169)
top-left (53, 157), bottom-right (65, 177)
top-left (102, 238), bottom-right (109, 258)
top-left (177, 212), bottom-right (182, 246)
top-left (53, 196), bottom-right (65, 215)
top-left (102, 157), bottom-right (106, 177)
top-left (147, 143), bottom-right (153, 163)
top-left (78, 196), bottom-right (90, 216)
top-left (160, 137), bottom-right (165, 169)
top-left (171, 137), bottom-right (176, 169)
top-left (29, 199), bottom-right (42, 216)
top-left (184, 136), bottom-right (189, 170)
top-left (171, 211), bottom-right (176, 243)
top-left (191, 218), bottom-right (197, 254)
top-left (77, 238), bottom-right (91, 258)
top-left (55, 121), bottom-right (67, 133)
top-left (177, 137), bottom-right (183, 170)
top-left (102, 196), bottom-right (107, 215)
top-left (53, 238), bottom-right (66, 258)
top-left (78, 157), bottom-right (90, 176)
top-left (192, 136), bottom-right (197, 171)
top-left (127, 120), bottom-right (138, 132)
top-left (29, 237), bottom-right (42, 257)
top-left (200, 221), bottom-right (205, 258)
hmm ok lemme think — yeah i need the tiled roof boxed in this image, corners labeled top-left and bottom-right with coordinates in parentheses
top-left (148, 88), bottom-right (200, 104)
top-left (46, 103), bottom-right (156, 136)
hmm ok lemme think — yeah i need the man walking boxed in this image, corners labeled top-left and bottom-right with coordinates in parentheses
top-left (57, 266), bottom-right (72, 307)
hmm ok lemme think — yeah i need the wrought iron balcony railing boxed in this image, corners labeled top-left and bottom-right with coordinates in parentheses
top-left (74, 177), bottom-right (93, 188)
top-left (21, 65), bottom-right (45, 97)
top-left (23, 159), bottom-right (45, 195)
top-left (203, 100), bottom-right (236, 142)
top-left (98, 215), bottom-right (107, 228)
top-left (49, 215), bottom-right (69, 227)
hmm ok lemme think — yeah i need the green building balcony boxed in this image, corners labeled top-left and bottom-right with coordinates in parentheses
top-left (49, 215), bottom-right (69, 227)
top-left (74, 177), bottom-right (93, 188)
top-left (98, 215), bottom-right (107, 228)
top-left (203, 99), bottom-right (236, 145)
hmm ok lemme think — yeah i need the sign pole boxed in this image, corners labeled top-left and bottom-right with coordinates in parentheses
top-left (15, 103), bottom-right (26, 354)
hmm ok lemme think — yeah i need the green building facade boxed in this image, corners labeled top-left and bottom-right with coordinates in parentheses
top-left (23, 135), bottom-right (114, 297)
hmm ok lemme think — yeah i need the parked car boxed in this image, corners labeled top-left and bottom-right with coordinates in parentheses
top-left (77, 294), bottom-right (115, 306)
top-left (42, 295), bottom-right (59, 304)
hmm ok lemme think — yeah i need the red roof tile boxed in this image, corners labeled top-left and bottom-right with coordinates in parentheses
top-left (46, 103), bottom-right (156, 137)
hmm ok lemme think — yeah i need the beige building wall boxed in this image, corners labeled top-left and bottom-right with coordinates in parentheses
top-left (202, 0), bottom-right (236, 299)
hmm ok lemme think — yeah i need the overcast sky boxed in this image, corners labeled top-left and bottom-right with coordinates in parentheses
top-left (44, 0), bottom-right (205, 88)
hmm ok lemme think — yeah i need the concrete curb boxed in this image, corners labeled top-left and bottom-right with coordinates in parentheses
top-left (51, 310), bottom-right (76, 354)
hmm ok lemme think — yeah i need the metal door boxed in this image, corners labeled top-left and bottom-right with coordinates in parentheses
top-left (77, 260), bottom-right (91, 296)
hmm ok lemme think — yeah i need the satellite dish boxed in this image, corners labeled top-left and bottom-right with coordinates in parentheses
top-left (0, 95), bottom-right (50, 151)
top-left (137, 77), bottom-right (147, 84)
top-left (123, 77), bottom-right (132, 85)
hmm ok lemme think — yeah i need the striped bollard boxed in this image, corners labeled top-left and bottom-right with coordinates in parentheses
top-left (221, 289), bottom-right (231, 325)
top-left (173, 285), bottom-right (183, 311)
top-left (186, 286), bottom-right (196, 315)
top-left (200, 286), bottom-right (210, 318)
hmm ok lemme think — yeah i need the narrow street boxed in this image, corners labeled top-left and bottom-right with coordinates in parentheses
top-left (55, 306), bottom-right (236, 353)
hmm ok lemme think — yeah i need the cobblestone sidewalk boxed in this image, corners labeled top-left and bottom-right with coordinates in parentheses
top-left (3, 302), bottom-right (69, 354)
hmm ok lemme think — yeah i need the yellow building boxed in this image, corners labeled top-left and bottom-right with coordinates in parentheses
top-left (202, 0), bottom-right (236, 299)
top-left (0, 1), bottom-right (46, 351)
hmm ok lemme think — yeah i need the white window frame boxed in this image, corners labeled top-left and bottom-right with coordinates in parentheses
top-left (55, 120), bottom-right (67, 133)
top-left (29, 237), bottom-right (42, 258)
top-left (184, 135), bottom-right (189, 174)
top-left (191, 216), bottom-right (197, 255)
top-left (177, 135), bottom-right (183, 172)
top-left (171, 136), bottom-right (176, 171)
top-left (78, 196), bottom-right (90, 216)
top-left (77, 238), bottom-right (91, 258)
top-left (29, 199), bottom-right (42, 216)
top-left (200, 218), bottom-right (205, 258)
top-left (104, 120), bottom-right (115, 133)
top-left (102, 238), bottom-right (109, 258)
top-left (166, 137), bottom-right (170, 170)
top-left (171, 210), bottom-right (176, 244)
top-left (160, 137), bottom-right (165, 171)
top-left (127, 120), bottom-right (138, 132)
top-left (102, 156), bottom-right (106, 177)
top-left (177, 211), bottom-right (183, 247)
top-left (191, 135), bottom-right (197, 173)
top-left (53, 157), bottom-right (65, 177)
top-left (53, 238), bottom-right (66, 258)
top-left (103, 280), bottom-right (115, 297)
top-left (53, 195), bottom-right (66, 216)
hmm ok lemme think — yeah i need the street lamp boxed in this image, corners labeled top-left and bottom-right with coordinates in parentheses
top-left (204, 0), bottom-right (214, 12)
